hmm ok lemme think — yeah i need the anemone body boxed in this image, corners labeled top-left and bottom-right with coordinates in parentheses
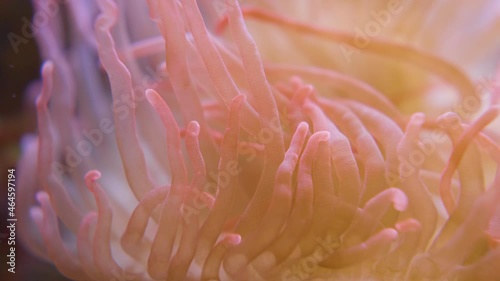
top-left (17, 0), bottom-right (500, 280)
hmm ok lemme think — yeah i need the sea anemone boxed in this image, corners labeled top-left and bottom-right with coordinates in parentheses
top-left (17, 0), bottom-right (500, 280)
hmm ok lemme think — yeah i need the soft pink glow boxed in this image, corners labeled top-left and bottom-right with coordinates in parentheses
top-left (17, 0), bottom-right (500, 280)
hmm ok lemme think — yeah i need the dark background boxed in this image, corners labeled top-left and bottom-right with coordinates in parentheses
top-left (0, 1), bottom-right (70, 280)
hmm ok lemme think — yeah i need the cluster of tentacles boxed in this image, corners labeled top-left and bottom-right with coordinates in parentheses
top-left (17, 0), bottom-right (500, 280)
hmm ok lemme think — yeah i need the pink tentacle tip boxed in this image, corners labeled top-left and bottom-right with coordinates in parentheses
top-left (85, 170), bottom-right (102, 192)
top-left (186, 121), bottom-right (201, 137)
top-left (35, 191), bottom-right (50, 205)
top-left (145, 89), bottom-right (161, 106)
top-left (297, 121), bottom-right (309, 131)
top-left (95, 16), bottom-right (111, 32)
top-left (37, 65), bottom-right (54, 108)
top-left (231, 94), bottom-right (246, 108)
top-left (302, 102), bottom-right (315, 115)
top-left (312, 131), bottom-right (331, 144)
top-left (389, 188), bottom-right (409, 212)
top-left (410, 112), bottom-right (426, 126)
top-left (289, 75), bottom-right (304, 87)
top-left (95, 0), bottom-right (118, 30)
top-left (292, 85), bottom-right (314, 106)
top-left (436, 112), bottom-right (461, 129)
top-left (395, 219), bottom-right (422, 233)
top-left (381, 228), bottom-right (399, 241)
top-left (223, 234), bottom-right (242, 246)
top-left (41, 61), bottom-right (54, 78)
